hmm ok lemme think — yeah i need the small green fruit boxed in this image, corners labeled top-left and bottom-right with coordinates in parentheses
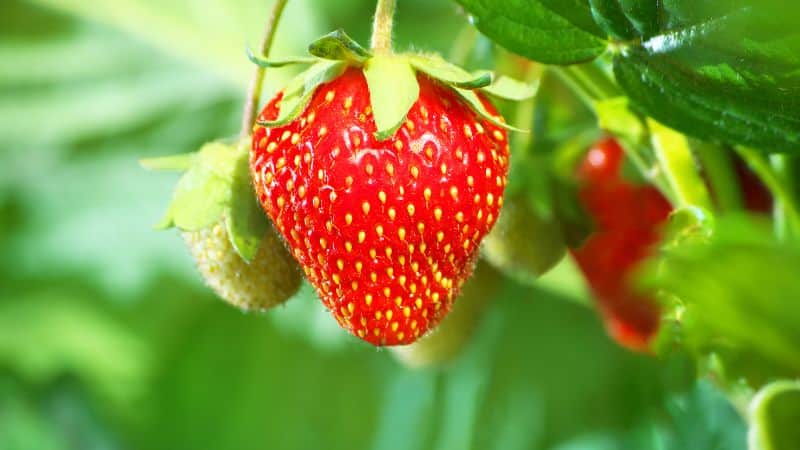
top-left (183, 220), bottom-right (301, 311)
top-left (482, 194), bottom-right (565, 284)
top-left (391, 260), bottom-right (503, 368)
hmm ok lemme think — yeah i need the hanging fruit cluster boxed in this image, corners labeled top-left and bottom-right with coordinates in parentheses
top-left (143, 0), bottom-right (779, 363)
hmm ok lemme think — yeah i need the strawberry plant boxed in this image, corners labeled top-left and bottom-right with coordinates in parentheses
top-left (115, 0), bottom-right (798, 446)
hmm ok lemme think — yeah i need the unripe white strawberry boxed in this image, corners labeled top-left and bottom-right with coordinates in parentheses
top-left (183, 220), bottom-right (301, 311)
top-left (483, 194), bottom-right (565, 284)
top-left (144, 140), bottom-right (302, 311)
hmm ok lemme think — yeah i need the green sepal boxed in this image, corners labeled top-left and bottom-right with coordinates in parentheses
top-left (246, 48), bottom-right (318, 68)
top-left (453, 87), bottom-right (527, 132)
top-left (150, 140), bottom-right (272, 262)
top-left (408, 54), bottom-right (493, 89)
top-left (364, 55), bottom-right (420, 141)
top-left (155, 142), bottom-right (237, 232)
top-left (479, 74), bottom-right (538, 101)
top-left (139, 153), bottom-right (196, 171)
top-left (638, 215), bottom-right (800, 386)
top-left (750, 380), bottom-right (800, 450)
top-left (256, 60), bottom-right (346, 128)
top-left (308, 29), bottom-right (371, 64)
top-left (224, 142), bottom-right (270, 262)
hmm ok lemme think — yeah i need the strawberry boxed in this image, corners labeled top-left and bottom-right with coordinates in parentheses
top-left (143, 140), bottom-right (302, 312)
top-left (183, 221), bottom-right (301, 311)
top-left (251, 66), bottom-right (511, 345)
top-left (483, 193), bottom-right (565, 284)
top-left (569, 137), bottom-right (672, 351)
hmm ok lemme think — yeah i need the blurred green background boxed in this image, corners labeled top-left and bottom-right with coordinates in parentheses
top-left (0, 0), bottom-right (747, 448)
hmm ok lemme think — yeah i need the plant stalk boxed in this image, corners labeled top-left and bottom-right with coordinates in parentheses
top-left (693, 142), bottom-right (743, 213)
top-left (736, 147), bottom-right (800, 239)
top-left (552, 62), bottom-right (621, 105)
top-left (370, 0), bottom-right (397, 55)
top-left (648, 119), bottom-right (714, 211)
top-left (240, 0), bottom-right (290, 138)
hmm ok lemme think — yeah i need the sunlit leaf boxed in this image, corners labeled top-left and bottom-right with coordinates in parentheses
top-left (455, 0), bottom-right (608, 64)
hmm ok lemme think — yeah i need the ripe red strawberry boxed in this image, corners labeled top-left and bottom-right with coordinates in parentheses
top-left (251, 68), bottom-right (509, 345)
top-left (570, 137), bottom-right (672, 351)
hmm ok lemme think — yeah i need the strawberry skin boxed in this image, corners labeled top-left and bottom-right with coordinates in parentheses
top-left (251, 68), bottom-right (509, 345)
top-left (183, 221), bottom-right (302, 311)
top-left (570, 137), bottom-right (672, 352)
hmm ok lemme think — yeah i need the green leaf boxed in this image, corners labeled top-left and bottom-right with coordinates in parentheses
top-left (641, 215), bottom-right (800, 386)
top-left (408, 54), bottom-right (492, 89)
top-left (307, 29), bottom-right (371, 63)
top-left (750, 380), bottom-right (800, 450)
top-left (600, 0), bottom-right (800, 151)
top-left (257, 60), bottom-right (346, 128)
top-left (246, 48), bottom-right (318, 68)
top-left (480, 75), bottom-right (537, 101)
top-left (364, 55), bottom-right (420, 141)
top-left (158, 141), bottom-right (237, 231)
top-left (139, 153), bottom-right (196, 171)
top-left (455, 0), bottom-right (609, 64)
top-left (224, 143), bottom-right (270, 262)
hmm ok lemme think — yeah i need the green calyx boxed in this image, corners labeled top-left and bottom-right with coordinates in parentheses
top-left (140, 140), bottom-right (270, 262)
top-left (251, 29), bottom-right (537, 140)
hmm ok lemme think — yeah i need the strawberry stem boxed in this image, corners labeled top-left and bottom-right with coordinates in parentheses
top-left (241, 0), bottom-right (290, 138)
top-left (693, 142), bottom-right (743, 213)
top-left (370, 0), bottom-right (396, 55)
top-left (649, 119), bottom-right (714, 211)
top-left (736, 147), bottom-right (800, 239)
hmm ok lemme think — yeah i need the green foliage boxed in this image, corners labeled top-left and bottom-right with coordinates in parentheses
top-left (749, 381), bottom-right (800, 450)
top-left (455, 0), bottom-right (608, 64)
top-left (643, 216), bottom-right (800, 386)
top-left (0, 290), bottom-right (149, 410)
top-left (608, 0), bottom-right (800, 152)
top-left (459, 0), bottom-right (800, 151)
